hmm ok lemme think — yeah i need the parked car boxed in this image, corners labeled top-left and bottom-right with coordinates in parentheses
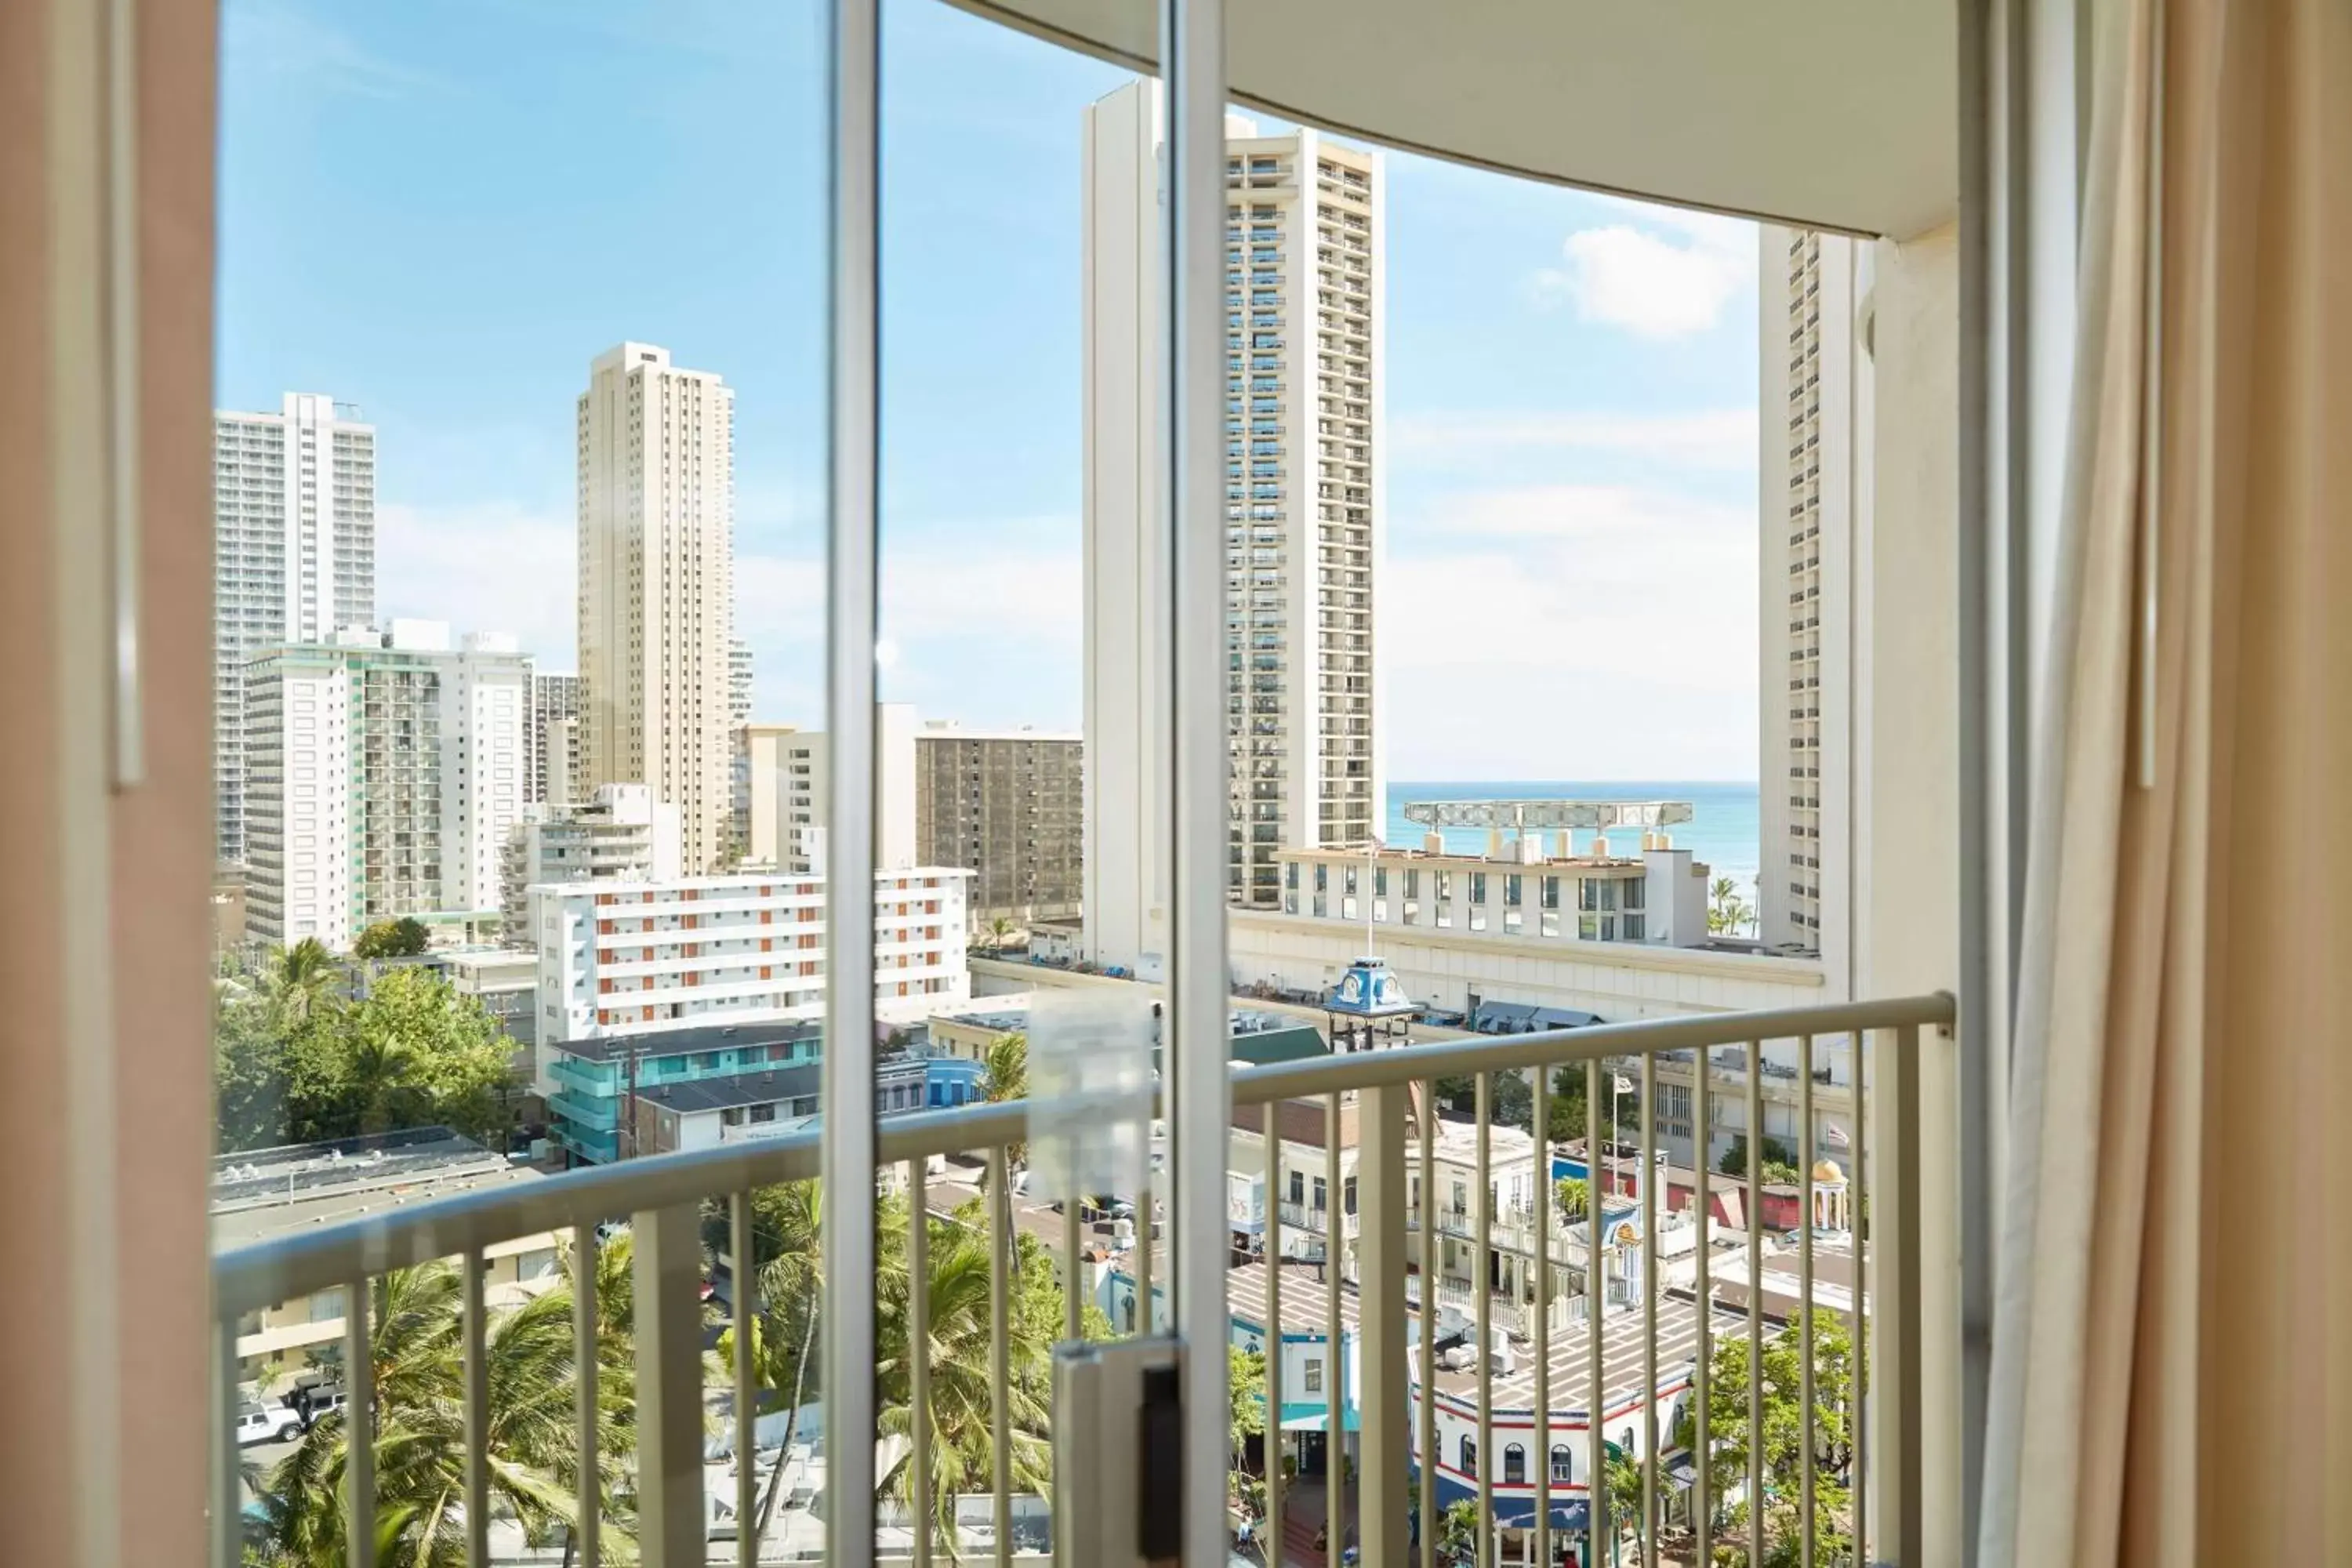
top-left (234, 1401), bottom-right (303, 1446)
top-left (282, 1377), bottom-right (349, 1430)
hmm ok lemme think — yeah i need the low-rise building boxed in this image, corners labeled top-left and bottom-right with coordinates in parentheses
top-left (537, 1016), bottom-right (987, 1163)
top-left (530, 868), bottom-right (971, 1046)
top-left (1272, 833), bottom-right (1709, 950)
top-left (212, 1128), bottom-right (559, 1379)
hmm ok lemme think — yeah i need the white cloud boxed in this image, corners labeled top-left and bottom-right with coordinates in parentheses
top-left (1381, 482), bottom-right (1759, 776)
top-left (1533, 203), bottom-right (1755, 338)
top-left (376, 499), bottom-right (575, 664)
top-left (1390, 408), bottom-right (1758, 471)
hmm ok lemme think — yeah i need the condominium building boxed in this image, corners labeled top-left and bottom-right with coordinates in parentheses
top-left (212, 393), bottom-right (376, 865)
top-left (242, 620), bottom-right (528, 949)
top-left (1081, 80), bottom-right (1383, 975)
top-left (738, 704), bottom-right (918, 875)
top-left (526, 671), bottom-right (584, 805)
top-left (529, 867), bottom-right (971, 1045)
top-left (500, 783), bottom-right (683, 936)
top-left (913, 722), bottom-right (1083, 922)
top-left (1758, 228), bottom-right (1859, 967)
top-left (575, 342), bottom-right (735, 872)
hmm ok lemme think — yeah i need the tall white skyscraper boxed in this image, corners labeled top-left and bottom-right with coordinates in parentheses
top-left (242, 620), bottom-right (527, 949)
top-left (1080, 80), bottom-right (1382, 974)
top-left (576, 342), bottom-right (735, 872)
top-left (212, 393), bottom-right (376, 865)
top-left (527, 670), bottom-right (584, 805)
top-left (1758, 227), bottom-right (1857, 971)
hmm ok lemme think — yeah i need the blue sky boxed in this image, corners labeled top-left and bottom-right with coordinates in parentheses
top-left (218, 0), bottom-right (1762, 780)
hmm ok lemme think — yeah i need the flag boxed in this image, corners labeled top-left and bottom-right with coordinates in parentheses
top-left (1822, 1123), bottom-right (1851, 1149)
top-left (1612, 1074), bottom-right (1634, 1095)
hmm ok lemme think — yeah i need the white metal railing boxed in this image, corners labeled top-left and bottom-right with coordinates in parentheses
top-left (212, 993), bottom-right (1948, 1568)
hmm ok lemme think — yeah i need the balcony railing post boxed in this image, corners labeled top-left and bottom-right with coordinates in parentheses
top-left (1357, 1082), bottom-right (1410, 1567)
top-left (1876, 1023), bottom-right (1925, 1566)
top-left (633, 1202), bottom-right (707, 1566)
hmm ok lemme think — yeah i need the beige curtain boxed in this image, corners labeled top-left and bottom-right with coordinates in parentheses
top-left (1980, 0), bottom-right (2352, 1563)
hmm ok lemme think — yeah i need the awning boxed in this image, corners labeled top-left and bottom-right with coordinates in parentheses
top-left (941, 0), bottom-right (1955, 238)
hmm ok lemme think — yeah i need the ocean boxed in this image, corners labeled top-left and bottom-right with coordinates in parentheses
top-left (1385, 780), bottom-right (1762, 900)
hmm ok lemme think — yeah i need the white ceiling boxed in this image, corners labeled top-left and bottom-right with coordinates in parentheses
top-left (943, 0), bottom-right (1958, 239)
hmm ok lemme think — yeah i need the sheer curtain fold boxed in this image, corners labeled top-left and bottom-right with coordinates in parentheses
top-left (1983, 0), bottom-right (2352, 1563)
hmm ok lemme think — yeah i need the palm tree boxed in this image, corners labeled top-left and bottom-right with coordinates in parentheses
top-left (1555, 1175), bottom-right (1592, 1222)
top-left (263, 937), bottom-right (339, 1029)
top-left (1707, 876), bottom-right (1754, 937)
top-left (982, 915), bottom-right (1018, 954)
top-left (980, 1033), bottom-right (1029, 1166)
top-left (259, 1261), bottom-right (636, 1567)
top-left (721, 1181), bottom-right (826, 1555)
top-left (875, 1210), bottom-right (1053, 1563)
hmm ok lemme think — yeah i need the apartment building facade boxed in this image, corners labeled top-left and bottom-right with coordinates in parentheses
top-left (525, 671), bottom-right (583, 806)
top-left (242, 621), bottom-right (528, 949)
top-left (1082, 81), bottom-right (1383, 975)
top-left (1269, 837), bottom-right (1711, 951)
top-left (575, 341), bottom-right (735, 872)
top-left (1758, 228), bottom-right (1860, 967)
top-left (213, 392), bottom-right (376, 866)
top-left (913, 723), bottom-right (1083, 922)
top-left (500, 782), bottom-right (683, 936)
top-left (530, 868), bottom-right (971, 1045)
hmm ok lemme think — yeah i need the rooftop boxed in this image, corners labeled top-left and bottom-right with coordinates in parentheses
top-left (549, 1017), bottom-right (824, 1065)
top-left (210, 1127), bottom-right (539, 1251)
top-left (1219, 1259), bottom-right (1746, 1417)
top-left (636, 1063), bottom-right (828, 1116)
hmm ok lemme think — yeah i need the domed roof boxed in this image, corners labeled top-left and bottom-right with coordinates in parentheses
top-left (1811, 1158), bottom-right (1847, 1186)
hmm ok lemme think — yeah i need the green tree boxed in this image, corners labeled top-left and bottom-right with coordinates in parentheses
top-left (332, 967), bottom-right (515, 1140)
top-left (1671, 1311), bottom-right (1856, 1568)
top-left (980, 915), bottom-right (1018, 954)
top-left (1229, 1344), bottom-right (1268, 1526)
top-left (1436, 1497), bottom-right (1482, 1564)
top-left (1719, 1135), bottom-right (1800, 1181)
top-left (353, 916), bottom-right (433, 960)
top-left (256, 1258), bottom-right (636, 1567)
top-left (1554, 1175), bottom-right (1591, 1221)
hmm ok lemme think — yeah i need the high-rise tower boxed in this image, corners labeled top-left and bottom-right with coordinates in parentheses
top-left (575, 342), bottom-right (735, 871)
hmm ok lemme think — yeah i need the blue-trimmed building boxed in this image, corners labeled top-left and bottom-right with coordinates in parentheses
top-left (537, 1018), bottom-right (985, 1163)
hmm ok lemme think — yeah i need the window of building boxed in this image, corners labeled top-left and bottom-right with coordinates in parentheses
top-left (1504, 1443), bottom-right (1526, 1484)
top-left (1304, 1358), bottom-right (1323, 1393)
top-left (1314, 864), bottom-right (1327, 893)
top-left (1624, 878), bottom-right (1647, 911)
top-left (1343, 1175), bottom-right (1356, 1215)
top-left (1551, 1446), bottom-right (1573, 1483)
top-left (1290, 1171), bottom-right (1305, 1205)
top-left (1286, 861), bottom-right (1298, 890)
top-left (1312, 1176), bottom-right (1327, 1210)
top-left (1624, 914), bottom-right (1646, 941)
top-left (1343, 866), bottom-right (1356, 896)
top-left (1460, 1436), bottom-right (1478, 1477)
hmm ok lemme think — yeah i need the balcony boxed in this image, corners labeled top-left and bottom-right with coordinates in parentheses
top-left (211, 994), bottom-right (1947, 1566)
